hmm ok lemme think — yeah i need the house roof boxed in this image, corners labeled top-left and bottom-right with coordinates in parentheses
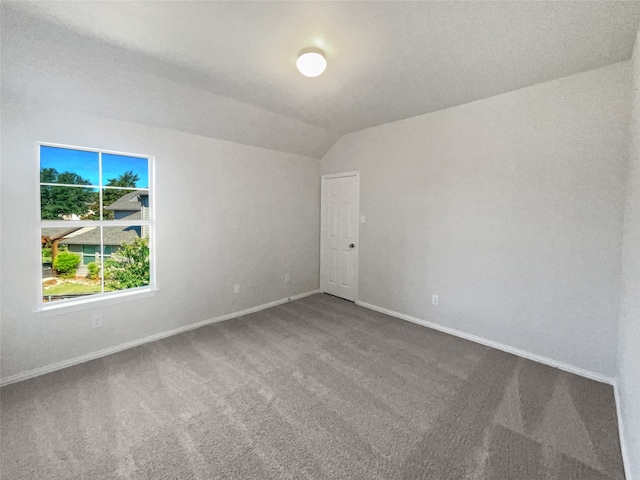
top-left (70, 226), bottom-right (140, 247)
top-left (104, 190), bottom-right (147, 211)
top-left (42, 225), bottom-right (142, 247)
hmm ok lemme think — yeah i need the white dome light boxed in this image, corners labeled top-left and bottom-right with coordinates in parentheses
top-left (296, 48), bottom-right (327, 77)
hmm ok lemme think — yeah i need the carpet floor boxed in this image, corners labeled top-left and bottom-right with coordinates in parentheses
top-left (0, 294), bottom-right (625, 479)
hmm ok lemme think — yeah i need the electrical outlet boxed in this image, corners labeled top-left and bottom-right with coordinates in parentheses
top-left (92, 314), bottom-right (103, 328)
top-left (234, 284), bottom-right (240, 294)
top-left (432, 295), bottom-right (439, 306)
top-left (284, 274), bottom-right (290, 284)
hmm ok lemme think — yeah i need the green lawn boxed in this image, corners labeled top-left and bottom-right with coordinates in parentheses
top-left (43, 282), bottom-right (102, 295)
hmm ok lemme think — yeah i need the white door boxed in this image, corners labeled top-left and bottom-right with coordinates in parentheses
top-left (321, 173), bottom-right (359, 301)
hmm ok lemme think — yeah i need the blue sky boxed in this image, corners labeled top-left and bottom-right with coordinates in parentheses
top-left (40, 146), bottom-right (149, 188)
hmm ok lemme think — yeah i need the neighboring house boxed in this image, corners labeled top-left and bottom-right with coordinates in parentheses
top-left (43, 191), bottom-right (149, 270)
top-left (104, 190), bottom-right (149, 221)
top-left (65, 225), bottom-right (142, 267)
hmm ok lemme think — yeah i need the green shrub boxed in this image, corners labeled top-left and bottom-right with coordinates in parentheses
top-left (87, 262), bottom-right (100, 280)
top-left (53, 252), bottom-right (80, 279)
top-left (42, 248), bottom-right (52, 264)
top-left (104, 238), bottom-right (150, 290)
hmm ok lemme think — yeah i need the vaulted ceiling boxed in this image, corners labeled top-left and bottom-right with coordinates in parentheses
top-left (3, 1), bottom-right (640, 158)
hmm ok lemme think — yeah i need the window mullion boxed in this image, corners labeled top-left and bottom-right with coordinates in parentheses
top-left (98, 152), bottom-right (104, 293)
top-left (100, 224), bottom-right (105, 294)
top-left (98, 151), bottom-right (103, 222)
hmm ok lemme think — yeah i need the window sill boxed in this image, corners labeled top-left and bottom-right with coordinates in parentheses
top-left (34, 287), bottom-right (159, 317)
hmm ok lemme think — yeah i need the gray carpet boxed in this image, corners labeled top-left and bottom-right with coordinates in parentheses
top-left (0, 294), bottom-right (625, 479)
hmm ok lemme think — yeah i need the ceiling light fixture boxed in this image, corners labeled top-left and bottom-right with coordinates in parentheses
top-left (296, 48), bottom-right (327, 77)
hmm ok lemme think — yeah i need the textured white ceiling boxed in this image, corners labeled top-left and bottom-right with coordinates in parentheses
top-left (3, 1), bottom-right (640, 154)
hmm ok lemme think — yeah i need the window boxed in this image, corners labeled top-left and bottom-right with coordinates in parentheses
top-left (39, 144), bottom-right (154, 306)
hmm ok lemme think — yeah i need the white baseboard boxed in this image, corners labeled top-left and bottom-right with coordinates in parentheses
top-left (614, 382), bottom-right (634, 480)
top-left (355, 300), bottom-right (615, 385)
top-left (0, 289), bottom-right (321, 387)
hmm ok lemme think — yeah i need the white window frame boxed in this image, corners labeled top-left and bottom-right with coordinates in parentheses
top-left (36, 142), bottom-right (157, 314)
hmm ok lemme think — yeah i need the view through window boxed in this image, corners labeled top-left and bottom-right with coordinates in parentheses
top-left (40, 144), bottom-right (153, 304)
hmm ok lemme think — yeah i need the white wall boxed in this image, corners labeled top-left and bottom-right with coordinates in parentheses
top-left (618, 29), bottom-right (640, 480)
top-left (0, 100), bottom-right (320, 381)
top-left (322, 62), bottom-right (630, 378)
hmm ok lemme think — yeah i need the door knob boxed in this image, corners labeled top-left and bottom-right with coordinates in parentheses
top-left (349, 243), bottom-right (355, 248)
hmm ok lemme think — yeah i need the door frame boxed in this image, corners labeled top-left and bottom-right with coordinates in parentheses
top-left (320, 171), bottom-right (360, 302)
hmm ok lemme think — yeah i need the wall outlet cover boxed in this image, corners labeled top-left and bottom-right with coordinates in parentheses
top-left (92, 314), bottom-right (103, 328)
